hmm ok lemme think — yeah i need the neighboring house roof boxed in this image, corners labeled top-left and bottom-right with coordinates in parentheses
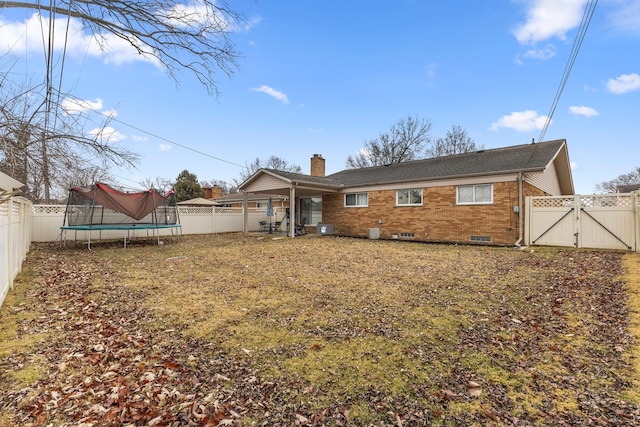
top-left (214, 192), bottom-right (289, 203)
top-left (239, 139), bottom-right (574, 195)
top-left (176, 197), bottom-right (221, 206)
top-left (618, 184), bottom-right (640, 193)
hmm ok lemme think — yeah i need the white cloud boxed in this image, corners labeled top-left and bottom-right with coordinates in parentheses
top-left (61, 97), bottom-right (104, 114)
top-left (0, 13), bottom-right (158, 66)
top-left (522, 44), bottom-right (556, 60)
top-left (490, 110), bottom-right (549, 132)
top-left (166, 3), bottom-right (228, 31)
top-left (165, 4), bottom-right (260, 33)
top-left (88, 126), bottom-right (126, 143)
top-left (252, 85), bottom-right (290, 104)
top-left (608, 0), bottom-right (640, 32)
top-left (102, 109), bottom-right (118, 119)
top-left (570, 161), bottom-right (578, 170)
top-left (131, 135), bottom-right (149, 142)
top-left (569, 105), bottom-right (599, 117)
top-left (241, 16), bottom-right (263, 32)
top-left (159, 144), bottom-right (172, 151)
top-left (424, 62), bottom-right (438, 79)
top-left (513, 0), bottom-right (587, 45)
top-left (606, 73), bottom-right (640, 94)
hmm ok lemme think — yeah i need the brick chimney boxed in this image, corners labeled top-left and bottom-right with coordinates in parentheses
top-left (202, 185), bottom-right (223, 199)
top-left (310, 154), bottom-right (325, 177)
top-left (202, 186), bottom-right (212, 199)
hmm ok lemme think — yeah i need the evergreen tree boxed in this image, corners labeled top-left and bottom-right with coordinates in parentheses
top-left (174, 170), bottom-right (204, 202)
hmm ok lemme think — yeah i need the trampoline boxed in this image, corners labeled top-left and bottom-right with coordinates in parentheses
top-left (61, 182), bottom-right (181, 248)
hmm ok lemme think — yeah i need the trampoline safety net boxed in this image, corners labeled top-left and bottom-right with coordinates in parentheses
top-left (63, 182), bottom-right (179, 227)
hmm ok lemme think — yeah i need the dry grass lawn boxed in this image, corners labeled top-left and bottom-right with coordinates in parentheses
top-left (1, 233), bottom-right (639, 426)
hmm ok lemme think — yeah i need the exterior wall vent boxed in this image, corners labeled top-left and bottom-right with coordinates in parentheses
top-left (400, 232), bottom-right (415, 238)
top-left (470, 235), bottom-right (491, 242)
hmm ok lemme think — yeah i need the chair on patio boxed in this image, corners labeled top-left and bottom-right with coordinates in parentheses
top-left (273, 221), bottom-right (282, 233)
top-left (296, 217), bottom-right (307, 235)
top-left (259, 221), bottom-right (268, 232)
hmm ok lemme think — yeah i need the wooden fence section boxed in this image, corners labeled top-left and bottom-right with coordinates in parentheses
top-left (0, 197), bottom-right (32, 307)
top-left (30, 205), bottom-right (288, 243)
top-left (525, 193), bottom-right (639, 252)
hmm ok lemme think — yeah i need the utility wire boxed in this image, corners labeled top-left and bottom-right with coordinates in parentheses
top-left (52, 91), bottom-right (248, 170)
top-left (538, 0), bottom-right (598, 142)
top-left (98, 109), bottom-right (248, 169)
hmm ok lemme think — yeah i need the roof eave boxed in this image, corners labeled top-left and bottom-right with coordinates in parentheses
top-left (238, 169), bottom-right (294, 191)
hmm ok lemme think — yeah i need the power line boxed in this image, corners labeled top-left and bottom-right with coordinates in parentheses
top-left (101, 111), bottom-right (248, 169)
top-left (538, 0), bottom-right (598, 142)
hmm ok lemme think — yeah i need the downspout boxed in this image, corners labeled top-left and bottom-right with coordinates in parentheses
top-left (515, 172), bottom-right (524, 247)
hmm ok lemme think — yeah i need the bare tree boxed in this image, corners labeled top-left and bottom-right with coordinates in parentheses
top-left (595, 167), bottom-right (640, 193)
top-left (0, 76), bottom-right (139, 202)
top-left (1, 0), bottom-right (244, 95)
top-left (426, 125), bottom-right (482, 158)
top-left (1, 0), bottom-right (246, 200)
top-left (140, 176), bottom-right (174, 194)
top-left (345, 115), bottom-right (432, 169)
top-left (235, 156), bottom-right (302, 186)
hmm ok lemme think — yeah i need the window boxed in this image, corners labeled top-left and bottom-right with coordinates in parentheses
top-left (396, 188), bottom-right (422, 206)
top-left (345, 192), bottom-right (368, 207)
top-left (256, 202), bottom-right (266, 210)
top-left (457, 184), bottom-right (493, 204)
top-left (300, 197), bottom-right (322, 225)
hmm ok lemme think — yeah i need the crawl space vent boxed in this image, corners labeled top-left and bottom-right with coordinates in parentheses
top-left (470, 236), bottom-right (491, 243)
top-left (400, 232), bottom-right (415, 238)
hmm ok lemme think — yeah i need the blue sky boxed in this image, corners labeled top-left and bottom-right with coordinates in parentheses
top-left (1, 0), bottom-right (639, 194)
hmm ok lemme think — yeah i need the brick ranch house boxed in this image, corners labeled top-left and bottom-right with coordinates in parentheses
top-left (238, 139), bottom-right (574, 245)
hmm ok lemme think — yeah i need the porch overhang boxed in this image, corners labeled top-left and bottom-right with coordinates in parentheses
top-left (238, 169), bottom-right (341, 197)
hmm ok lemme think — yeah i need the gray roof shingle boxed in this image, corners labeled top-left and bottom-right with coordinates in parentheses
top-left (326, 139), bottom-right (566, 186)
top-left (240, 139), bottom-right (568, 191)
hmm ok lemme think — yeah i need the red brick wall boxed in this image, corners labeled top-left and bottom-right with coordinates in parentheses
top-left (322, 181), bottom-right (545, 245)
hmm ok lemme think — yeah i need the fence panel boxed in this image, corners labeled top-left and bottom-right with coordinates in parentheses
top-left (1, 197), bottom-right (32, 307)
top-left (31, 205), bottom-right (283, 243)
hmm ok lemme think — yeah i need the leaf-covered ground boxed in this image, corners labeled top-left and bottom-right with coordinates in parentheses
top-left (1, 234), bottom-right (639, 426)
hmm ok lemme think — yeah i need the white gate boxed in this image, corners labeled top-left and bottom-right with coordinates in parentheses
top-left (525, 193), bottom-right (639, 252)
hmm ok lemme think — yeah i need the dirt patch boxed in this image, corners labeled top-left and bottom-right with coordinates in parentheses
top-left (1, 235), bottom-right (639, 425)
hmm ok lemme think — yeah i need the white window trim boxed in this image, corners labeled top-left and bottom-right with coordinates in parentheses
top-left (456, 184), bottom-right (493, 205)
top-left (344, 192), bottom-right (368, 207)
top-left (396, 188), bottom-right (423, 206)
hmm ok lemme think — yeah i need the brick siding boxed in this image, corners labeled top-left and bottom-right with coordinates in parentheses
top-left (322, 181), bottom-right (545, 245)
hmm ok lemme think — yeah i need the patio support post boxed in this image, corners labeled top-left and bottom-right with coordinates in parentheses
top-left (242, 191), bottom-right (248, 233)
top-left (289, 185), bottom-right (296, 238)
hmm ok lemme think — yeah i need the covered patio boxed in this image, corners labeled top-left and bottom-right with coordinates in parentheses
top-left (238, 168), bottom-right (339, 238)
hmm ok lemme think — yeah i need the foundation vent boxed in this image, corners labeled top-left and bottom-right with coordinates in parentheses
top-left (470, 236), bottom-right (491, 243)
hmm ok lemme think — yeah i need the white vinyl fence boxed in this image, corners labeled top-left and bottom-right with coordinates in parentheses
top-left (31, 205), bottom-right (287, 243)
top-left (525, 193), bottom-right (640, 252)
top-left (1, 197), bottom-right (32, 307)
